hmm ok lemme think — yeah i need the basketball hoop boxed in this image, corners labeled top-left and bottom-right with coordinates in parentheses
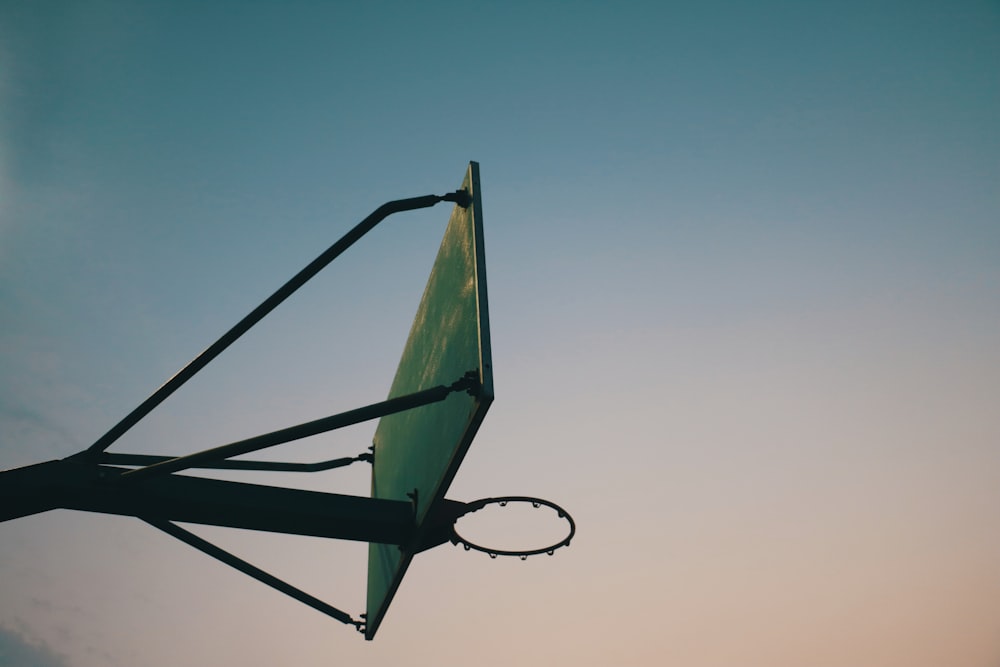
top-left (450, 496), bottom-right (576, 560)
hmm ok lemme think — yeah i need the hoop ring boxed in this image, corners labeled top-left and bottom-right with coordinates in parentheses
top-left (450, 496), bottom-right (576, 560)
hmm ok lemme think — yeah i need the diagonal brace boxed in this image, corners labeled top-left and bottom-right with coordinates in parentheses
top-left (119, 371), bottom-right (478, 483)
top-left (85, 190), bottom-right (471, 458)
top-left (144, 518), bottom-right (365, 631)
top-left (100, 451), bottom-right (372, 473)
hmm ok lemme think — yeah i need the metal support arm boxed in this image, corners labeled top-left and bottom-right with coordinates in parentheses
top-left (84, 190), bottom-right (470, 459)
top-left (117, 371), bottom-right (478, 482)
top-left (100, 451), bottom-right (372, 472)
top-left (81, 469), bottom-right (415, 543)
top-left (0, 459), bottom-right (414, 544)
top-left (145, 518), bottom-right (365, 630)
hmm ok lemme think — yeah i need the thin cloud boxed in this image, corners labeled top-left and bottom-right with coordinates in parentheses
top-left (0, 624), bottom-right (74, 667)
top-left (0, 400), bottom-right (78, 464)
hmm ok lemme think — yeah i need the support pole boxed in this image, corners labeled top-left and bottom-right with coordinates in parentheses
top-left (2, 460), bottom-right (415, 543)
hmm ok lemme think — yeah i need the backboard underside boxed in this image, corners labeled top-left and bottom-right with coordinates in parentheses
top-left (365, 162), bottom-right (492, 639)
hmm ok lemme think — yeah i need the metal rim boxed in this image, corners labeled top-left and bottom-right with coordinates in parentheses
top-left (450, 496), bottom-right (575, 560)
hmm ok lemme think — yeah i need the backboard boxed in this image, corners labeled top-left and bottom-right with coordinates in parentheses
top-left (365, 162), bottom-right (493, 639)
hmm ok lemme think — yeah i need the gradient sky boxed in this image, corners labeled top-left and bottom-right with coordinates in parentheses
top-left (1, 2), bottom-right (998, 666)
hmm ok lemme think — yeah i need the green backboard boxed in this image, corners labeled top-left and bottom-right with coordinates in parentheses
top-left (365, 162), bottom-right (493, 639)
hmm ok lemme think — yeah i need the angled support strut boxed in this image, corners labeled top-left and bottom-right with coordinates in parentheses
top-left (144, 518), bottom-right (365, 631)
top-left (100, 451), bottom-right (372, 473)
top-left (83, 190), bottom-right (470, 459)
top-left (118, 371), bottom-right (479, 482)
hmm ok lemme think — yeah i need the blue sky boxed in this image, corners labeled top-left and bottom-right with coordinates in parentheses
top-left (1, 2), bottom-right (998, 666)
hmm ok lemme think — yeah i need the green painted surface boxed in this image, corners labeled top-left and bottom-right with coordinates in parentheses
top-left (365, 163), bottom-right (492, 639)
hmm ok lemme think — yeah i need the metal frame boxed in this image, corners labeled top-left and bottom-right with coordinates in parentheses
top-left (0, 188), bottom-right (477, 633)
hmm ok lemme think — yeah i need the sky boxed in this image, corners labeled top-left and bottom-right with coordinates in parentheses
top-left (1, 1), bottom-right (998, 665)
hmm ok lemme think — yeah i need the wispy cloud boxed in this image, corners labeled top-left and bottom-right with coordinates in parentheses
top-left (0, 399), bottom-right (78, 464)
top-left (0, 623), bottom-right (75, 667)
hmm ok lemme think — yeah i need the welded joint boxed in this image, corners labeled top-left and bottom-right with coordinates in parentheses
top-left (450, 369), bottom-right (482, 397)
top-left (440, 189), bottom-right (472, 208)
